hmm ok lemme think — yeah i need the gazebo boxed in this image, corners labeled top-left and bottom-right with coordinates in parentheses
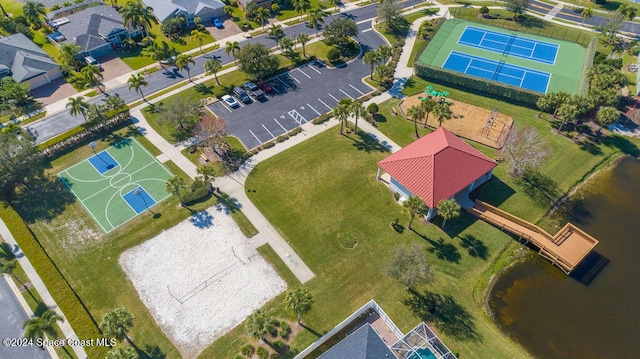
top-left (377, 128), bottom-right (497, 219)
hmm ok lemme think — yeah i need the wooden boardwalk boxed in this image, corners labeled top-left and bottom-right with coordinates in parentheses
top-left (467, 200), bottom-right (599, 273)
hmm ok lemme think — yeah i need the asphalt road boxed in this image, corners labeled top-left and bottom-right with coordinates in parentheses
top-left (0, 276), bottom-right (51, 359)
top-left (27, 0), bottom-right (423, 145)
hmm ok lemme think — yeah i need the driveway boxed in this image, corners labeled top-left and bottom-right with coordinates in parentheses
top-left (30, 78), bottom-right (78, 107)
top-left (206, 16), bottom-right (244, 40)
top-left (96, 53), bottom-right (132, 82)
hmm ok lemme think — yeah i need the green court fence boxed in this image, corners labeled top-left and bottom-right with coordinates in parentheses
top-left (579, 37), bottom-right (599, 94)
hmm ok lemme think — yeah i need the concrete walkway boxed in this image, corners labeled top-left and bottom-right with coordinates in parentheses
top-left (0, 220), bottom-right (87, 359)
top-left (544, 3), bottom-right (564, 21)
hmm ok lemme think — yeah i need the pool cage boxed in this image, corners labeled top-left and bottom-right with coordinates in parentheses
top-left (390, 323), bottom-right (457, 359)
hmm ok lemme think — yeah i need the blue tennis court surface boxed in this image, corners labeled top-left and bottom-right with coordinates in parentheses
top-left (89, 152), bottom-right (119, 174)
top-left (443, 51), bottom-right (550, 93)
top-left (458, 26), bottom-right (558, 65)
top-left (122, 187), bottom-right (157, 214)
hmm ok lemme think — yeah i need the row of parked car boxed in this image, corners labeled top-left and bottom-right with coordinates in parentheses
top-left (221, 81), bottom-right (274, 108)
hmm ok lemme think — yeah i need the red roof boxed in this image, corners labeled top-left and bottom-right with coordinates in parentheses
top-left (377, 128), bottom-right (497, 208)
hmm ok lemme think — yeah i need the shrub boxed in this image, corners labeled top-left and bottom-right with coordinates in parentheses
top-left (312, 113), bottom-right (331, 124)
top-left (270, 354), bottom-right (280, 359)
top-left (262, 141), bottom-right (276, 149)
top-left (235, 355), bottom-right (244, 359)
top-left (327, 47), bottom-right (341, 62)
top-left (181, 179), bottom-right (209, 204)
top-left (479, 6), bottom-right (489, 15)
top-left (256, 346), bottom-right (269, 359)
top-left (272, 340), bottom-right (285, 351)
top-left (280, 321), bottom-right (290, 332)
top-left (279, 329), bottom-right (288, 337)
top-left (276, 135), bottom-right (287, 142)
top-left (288, 127), bottom-right (302, 136)
top-left (241, 344), bottom-right (255, 356)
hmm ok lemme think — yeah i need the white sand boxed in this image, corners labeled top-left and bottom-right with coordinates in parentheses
top-left (119, 207), bottom-right (287, 358)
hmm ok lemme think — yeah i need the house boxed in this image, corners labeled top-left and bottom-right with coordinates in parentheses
top-left (377, 127), bottom-right (497, 220)
top-left (237, 0), bottom-right (272, 11)
top-left (142, 0), bottom-right (225, 25)
top-left (48, 4), bottom-right (142, 58)
top-left (0, 33), bottom-right (62, 90)
top-left (317, 324), bottom-right (396, 359)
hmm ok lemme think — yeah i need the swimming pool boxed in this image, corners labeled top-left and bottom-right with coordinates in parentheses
top-left (408, 347), bottom-right (437, 359)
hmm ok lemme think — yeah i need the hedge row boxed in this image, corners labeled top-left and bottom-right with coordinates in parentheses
top-left (579, 37), bottom-right (598, 95)
top-left (414, 62), bottom-right (540, 107)
top-left (0, 204), bottom-right (107, 358)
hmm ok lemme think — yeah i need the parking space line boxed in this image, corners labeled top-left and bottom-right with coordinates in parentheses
top-left (288, 110), bottom-right (307, 124)
top-left (274, 118), bottom-right (288, 132)
top-left (238, 100), bottom-right (245, 108)
top-left (339, 89), bottom-right (354, 99)
top-left (261, 123), bottom-right (275, 138)
top-left (329, 93), bottom-right (340, 102)
top-left (362, 28), bottom-right (373, 33)
top-left (289, 73), bottom-right (301, 83)
top-left (220, 103), bottom-right (232, 113)
top-left (349, 84), bottom-right (366, 96)
top-left (307, 103), bottom-right (321, 116)
top-left (249, 130), bottom-right (262, 144)
top-left (318, 98), bottom-right (332, 110)
top-left (307, 65), bottom-right (321, 74)
top-left (297, 68), bottom-right (311, 78)
top-left (277, 77), bottom-right (291, 88)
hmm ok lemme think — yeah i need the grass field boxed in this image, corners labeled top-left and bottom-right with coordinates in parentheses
top-left (417, 19), bottom-right (586, 94)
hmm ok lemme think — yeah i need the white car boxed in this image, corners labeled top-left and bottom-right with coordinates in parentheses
top-left (222, 95), bottom-right (239, 108)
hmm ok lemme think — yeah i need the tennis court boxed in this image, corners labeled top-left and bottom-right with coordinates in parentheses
top-left (58, 138), bottom-right (173, 233)
top-left (443, 51), bottom-right (550, 93)
top-left (458, 26), bottom-right (558, 65)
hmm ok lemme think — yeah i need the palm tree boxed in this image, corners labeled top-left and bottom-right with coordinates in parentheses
top-left (308, 8), bottom-right (326, 35)
top-left (59, 42), bottom-right (82, 70)
top-left (433, 103), bottom-right (452, 127)
top-left (297, 33), bottom-right (310, 57)
top-left (363, 51), bottom-right (381, 80)
top-left (618, 4), bottom-right (637, 21)
top-left (421, 98), bottom-right (436, 126)
top-left (596, 106), bottom-right (620, 133)
top-left (254, 7), bottom-right (270, 30)
top-left (556, 103), bottom-right (579, 132)
top-left (99, 307), bottom-right (134, 344)
top-left (225, 41), bottom-right (241, 64)
top-left (403, 196), bottom-right (426, 230)
top-left (0, 3), bottom-right (9, 18)
top-left (120, 0), bottom-right (155, 41)
top-left (581, 7), bottom-right (593, 25)
top-left (280, 37), bottom-right (294, 53)
top-left (22, 309), bottom-right (63, 347)
top-left (350, 99), bottom-right (365, 133)
top-left (190, 29), bottom-right (208, 53)
top-left (204, 58), bottom-right (222, 85)
top-left (267, 24), bottom-right (284, 43)
top-left (105, 94), bottom-right (126, 112)
top-left (406, 104), bottom-right (425, 138)
top-left (23, 1), bottom-right (46, 27)
top-left (436, 199), bottom-right (461, 229)
top-left (334, 98), bottom-right (353, 135)
top-left (284, 287), bottom-right (313, 324)
top-left (197, 164), bottom-right (217, 193)
top-left (245, 309), bottom-right (277, 343)
top-left (293, 0), bottom-right (311, 20)
top-left (80, 63), bottom-right (104, 91)
top-left (377, 45), bottom-right (392, 63)
top-left (106, 346), bottom-right (139, 359)
top-left (175, 54), bottom-right (195, 81)
top-left (330, 0), bottom-right (340, 11)
top-left (143, 41), bottom-right (174, 67)
top-left (127, 73), bottom-right (148, 101)
top-left (122, 37), bottom-right (137, 51)
top-left (66, 96), bottom-right (89, 122)
top-left (0, 258), bottom-right (25, 289)
top-left (165, 176), bottom-right (187, 206)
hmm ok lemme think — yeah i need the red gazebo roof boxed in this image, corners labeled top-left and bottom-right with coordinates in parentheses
top-left (377, 128), bottom-right (497, 208)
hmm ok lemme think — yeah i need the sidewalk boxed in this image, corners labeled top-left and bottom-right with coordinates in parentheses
top-left (0, 219), bottom-right (87, 359)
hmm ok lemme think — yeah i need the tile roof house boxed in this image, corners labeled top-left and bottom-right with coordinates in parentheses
top-left (49, 4), bottom-right (142, 57)
top-left (142, 0), bottom-right (225, 25)
top-left (0, 33), bottom-right (62, 90)
top-left (377, 127), bottom-right (497, 219)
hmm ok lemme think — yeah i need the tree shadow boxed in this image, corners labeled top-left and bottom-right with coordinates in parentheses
top-left (348, 131), bottom-right (390, 153)
top-left (0, 242), bottom-right (16, 260)
top-left (189, 210), bottom-right (214, 228)
top-left (442, 212), bottom-right (478, 238)
top-left (578, 139), bottom-right (603, 156)
top-left (519, 15), bottom-right (546, 29)
top-left (12, 176), bottom-right (76, 223)
top-left (411, 229), bottom-right (461, 263)
top-left (213, 192), bottom-right (241, 214)
top-left (194, 83), bottom-right (214, 95)
top-left (516, 170), bottom-right (560, 208)
top-left (404, 289), bottom-right (479, 341)
top-left (458, 234), bottom-right (489, 260)
top-left (33, 301), bottom-right (49, 317)
top-left (137, 344), bottom-right (166, 359)
top-left (300, 323), bottom-right (323, 338)
top-left (104, 136), bottom-right (132, 148)
top-left (472, 177), bottom-right (515, 206)
top-left (601, 134), bottom-right (640, 156)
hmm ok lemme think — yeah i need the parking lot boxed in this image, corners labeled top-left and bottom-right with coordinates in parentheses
top-left (208, 60), bottom-right (373, 150)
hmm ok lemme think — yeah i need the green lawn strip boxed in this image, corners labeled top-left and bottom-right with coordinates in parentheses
top-left (230, 210), bottom-right (259, 238)
top-left (256, 243), bottom-right (301, 287)
top-left (403, 7), bottom-right (439, 25)
top-left (408, 38), bottom-right (427, 67)
top-left (226, 135), bottom-right (247, 151)
top-left (374, 98), bottom-right (431, 147)
top-left (14, 111), bottom-right (47, 126)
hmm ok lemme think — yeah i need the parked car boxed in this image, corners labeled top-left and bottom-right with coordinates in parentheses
top-left (243, 82), bottom-right (265, 99)
top-left (233, 86), bottom-right (251, 103)
top-left (257, 80), bottom-right (274, 93)
top-left (84, 56), bottom-right (102, 70)
top-left (213, 18), bottom-right (223, 29)
top-left (222, 95), bottom-right (239, 108)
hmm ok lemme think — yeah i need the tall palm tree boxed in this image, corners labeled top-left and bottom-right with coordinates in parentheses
top-left (284, 287), bottom-right (313, 324)
top-left (279, 37), bottom-right (294, 53)
top-left (308, 8), bottom-right (326, 35)
top-left (581, 7), bottom-right (593, 25)
top-left (0, 3), bottom-right (9, 18)
top-left (293, 0), bottom-right (310, 20)
top-left (22, 309), bottom-right (63, 347)
top-left (204, 58), bottom-right (222, 85)
top-left (433, 103), bottom-right (452, 127)
top-left (254, 7), bottom-right (270, 30)
top-left (225, 41), bottom-right (241, 64)
top-left (421, 98), bottom-right (436, 126)
top-left (59, 42), bottom-right (82, 70)
top-left (618, 4), bottom-right (637, 21)
top-left (106, 346), bottom-right (139, 359)
top-left (190, 29), bottom-right (208, 53)
top-left (377, 45), bottom-right (392, 63)
top-left (66, 96), bottom-right (89, 122)
top-left (105, 94), bottom-right (126, 112)
top-left (99, 308), bottom-right (134, 344)
top-left (80, 64), bottom-right (104, 91)
top-left (197, 164), bottom-right (217, 193)
top-left (127, 73), bottom-right (148, 101)
top-left (436, 199), bottom-right (461, 229)
top-left (363, 51), bottom-right (381, 80)
top-left (596, 106), bottom-right (620, 133)
top-left (245, 309), bottom-right (277, 343)
top-left (267, 24), bottom-right (284, 43)
top-left (143, 41), bottom-right (175, 68)
top-left (350, 99), bottom-right (365, 133)
top-left (406, 104), bottom-right (425, 138)
top-left (297, 33), bottom-right (310, 57)
top-left (175, 54), bottom-right (195, 81)
top-left (403, 196), bottom-right (426, 230)
top-left (334, 98), bottom-right (353, 135)
top-left (120, 0), bottom-right (155, 41)
top-left (330, 0), bottom-right (340, 11)
top-left (23, 1), bottom-right (46, 27)
top-left (165, 176), bottom-right (187, 206)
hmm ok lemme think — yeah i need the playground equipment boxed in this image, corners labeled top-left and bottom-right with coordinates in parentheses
top-left (482, 108), bottom-right (498, 136)
top-left (420, 86), bottom-right (451, 104)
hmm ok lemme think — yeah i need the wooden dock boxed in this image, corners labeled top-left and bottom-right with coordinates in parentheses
top-left (467, 200), bottom-right (599, 274)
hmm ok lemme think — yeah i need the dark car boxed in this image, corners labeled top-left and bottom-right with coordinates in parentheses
top-left (257, 80), bottom-right (274, 93)
top-left (233, 86), bottom-right (251, 103)
top-left (243, 82), bottom-right (265, 99)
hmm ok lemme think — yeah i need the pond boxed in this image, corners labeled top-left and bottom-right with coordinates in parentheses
top-left (489, 157), bottom-right (640, 359)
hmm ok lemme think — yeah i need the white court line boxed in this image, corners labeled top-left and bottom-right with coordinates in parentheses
top-left (296, 68), bottom-right (311, 78)
top-left (274, 118), bottom-right (288, 132)
top-left (249, 130), bottom-right (262, 144)
top-left (307, 103), bottom-right (321, 116)
top-left (261, 123), bottom-right (275, 138)
top-left (362, 28), bottom-right (372, 33)
top-left (307, 64), bottom-right (321, 74)
top-left (339, 89), bottom-right (354, 99)
top-left (289, 73), bottom-right (301, 83)
top-left (349, 84), bottom-right (366, 96)
top-left (277, 77), bottom-right (291, 88)
top-left (318, 98), bottom-right (332, 110)
top-left (328, 93), bottom-right (340, 102)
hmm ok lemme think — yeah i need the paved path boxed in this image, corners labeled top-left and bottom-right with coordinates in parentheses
top-left (544, 3), bottom-right (564, 21)
top-left (0, 220), bottom-right (87, 359)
